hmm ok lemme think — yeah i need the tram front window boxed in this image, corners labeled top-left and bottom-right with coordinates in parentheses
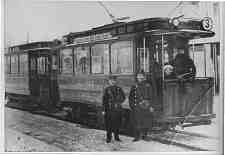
top-left (153, 36), bottom-right (196, 80)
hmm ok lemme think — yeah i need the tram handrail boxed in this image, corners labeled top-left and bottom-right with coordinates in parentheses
top-left (183, 83), bottom-right (214, 120)
top-left (168, 82), bottom-right (214, 147)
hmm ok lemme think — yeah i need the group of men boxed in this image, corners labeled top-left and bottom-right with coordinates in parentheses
top-left (102, 53), bottom-right (196, 143)
top-left (102, 73), bottom-right (154, 143)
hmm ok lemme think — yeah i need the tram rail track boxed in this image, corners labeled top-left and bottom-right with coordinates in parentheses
top-left (145, 135), bottom-right (210, 151)
top-left (147, 128), bottom-right (218, 151)
top-left (168, 129), bottom-right (217, 140)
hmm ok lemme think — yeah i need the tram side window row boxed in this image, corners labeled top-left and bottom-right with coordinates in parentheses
top-left (59, 40), bottom-right (133, 75)
top-left (5, 54), bottom-right (28, 75)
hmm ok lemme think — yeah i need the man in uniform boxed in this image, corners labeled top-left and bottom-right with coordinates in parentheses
top-left (129, 73), bottom-right (154, 142)
top-left (171, 53), bottom-right (196, 80)
top-left (102, 75), bottom-right (126, 143)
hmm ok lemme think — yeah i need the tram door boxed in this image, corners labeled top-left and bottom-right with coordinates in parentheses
top-left (29, 52), bottom-right (51, 105)
top-left (29, 53), bottom-right (39, 98)
top-left (37, 53), bottom-right (51, 104)
top-left (136, 36), bottom-right (163, 110)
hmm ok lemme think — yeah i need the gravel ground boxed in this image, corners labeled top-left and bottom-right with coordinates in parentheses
top-left (5, 129), bottom-right (64, 152)
top-left (5, 107), bottom-right (190, 152)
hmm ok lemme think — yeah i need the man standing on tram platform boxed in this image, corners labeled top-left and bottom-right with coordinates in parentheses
top-left (129, 72), bottom-right (154, 142)
top-left (102, 75), bottom-right (126, 143)
top-left (171, 53), bottom-right (196, 80)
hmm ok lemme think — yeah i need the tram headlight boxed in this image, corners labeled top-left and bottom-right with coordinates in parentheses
top-left (172, 18), bottom-right (180, 27)
top-left (169, 18), bottom-right (180, 27)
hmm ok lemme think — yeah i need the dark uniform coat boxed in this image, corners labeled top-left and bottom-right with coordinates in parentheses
top-left (102, 85), bottom-right (126, 132)
top-left (129, 81), bottom-right (154, 130)
top-left (172, 53), bottom-right (196, 78)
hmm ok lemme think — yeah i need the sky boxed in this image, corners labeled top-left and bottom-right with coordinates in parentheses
top-left (5, 0), bottom-right (181, 46)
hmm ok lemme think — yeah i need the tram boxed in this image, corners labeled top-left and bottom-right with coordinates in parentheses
top-left (5, 16), bottom-right (216, 130)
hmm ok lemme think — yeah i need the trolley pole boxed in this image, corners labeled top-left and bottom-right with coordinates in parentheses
top-left (161, 35), bottom-right (164, 81)
top-left (143, 37), bottom-right (146, 72)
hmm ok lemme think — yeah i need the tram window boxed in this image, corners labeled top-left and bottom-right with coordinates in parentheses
top-left (5, 56), bottom-right (10, 74)
top-left (52, 54), bottom-right (58, 71)
top-left (38, 57), bottom-right (47, 74)
top-left (154, 38), bottom-right (188, 66)
top-left (19, 54), bottom-right (28, 74)
top-left (137, 48), bottom-right (150, 72)
top-left (60, 48), bottom-right (73, 74)
top-left (30, 57), bottom-right (36, 72)
top-left (111, 41), bottom-right (133, 74)
top-left (91, 44), bottom-right (109, 74)
top-left (11, 55), bottom-right (18, 74)
top-left (118, 26), bottom-right (126, 34)
top-left (74, 46), bottom-right (90, 74)
top-left (189, 44), bottom-right (213, 77)
top-left (127, 25), bottom-right (134, 33)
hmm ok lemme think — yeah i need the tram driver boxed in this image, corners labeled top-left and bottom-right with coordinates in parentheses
top-left (172, 53), bottom-right (196, 80)
top-left (164, 52), bottom-right (196, 80)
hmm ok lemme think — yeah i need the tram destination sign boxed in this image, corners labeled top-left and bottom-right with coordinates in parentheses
top-left (73, 32), bottom-right (118, 45)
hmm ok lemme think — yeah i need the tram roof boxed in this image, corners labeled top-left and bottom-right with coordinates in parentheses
top-left (64, 17), bottom-right (169, 38)
top-left (63, 17), bottom-right (215, 41)
top-left (7, 41), bottom-right (54, 53)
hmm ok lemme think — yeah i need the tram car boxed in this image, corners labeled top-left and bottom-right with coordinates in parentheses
top-left (5, 42), bottom-right (57, 105)
top-left (5, 16), bottom-right (216, 130)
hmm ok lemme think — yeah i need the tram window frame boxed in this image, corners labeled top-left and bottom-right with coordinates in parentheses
top-left (91, 43), bottom-right (109, 74)
top-left (74, 46), bottom-right (90, 75)
top-left (10, 54), bottom-right (19, 74)
top-left (51, 53), bottom-right (59, 72)
top-left (5, 55), bottom-right (11, 74)
top-left (137, 47), bottom-right (150, 73)
top-left (189, 43), bottom-right (213, 78)
top-left (37, 56), bottom-right (47, 75)
top-left (19, 54), bottom-right (28, 75)
top-left (60, 47), bottom-right (74, 74)
top-left (110, 40), bottom-right (133, 74)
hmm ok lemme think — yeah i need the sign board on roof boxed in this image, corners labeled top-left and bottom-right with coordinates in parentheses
top-left (73, 32), bottom-right (117, 45)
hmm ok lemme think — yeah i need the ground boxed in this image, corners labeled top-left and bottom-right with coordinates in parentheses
top-left (5, 107), bottom-right (190, 152)
top-left (5, 96), bottom-right (222, 152)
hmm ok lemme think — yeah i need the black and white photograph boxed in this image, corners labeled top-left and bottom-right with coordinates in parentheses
top-left (2, 0), bottom-right (225, 153)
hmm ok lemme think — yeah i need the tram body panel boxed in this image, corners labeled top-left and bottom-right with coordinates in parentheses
top-left (5, 74), bottom-right (30, 95)
top-left (158, 78), bottom-right (214, 123)
top-left (58, 74), bottom-right (134, 108)
top-left (5, 52), bottom-right (30, 96)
